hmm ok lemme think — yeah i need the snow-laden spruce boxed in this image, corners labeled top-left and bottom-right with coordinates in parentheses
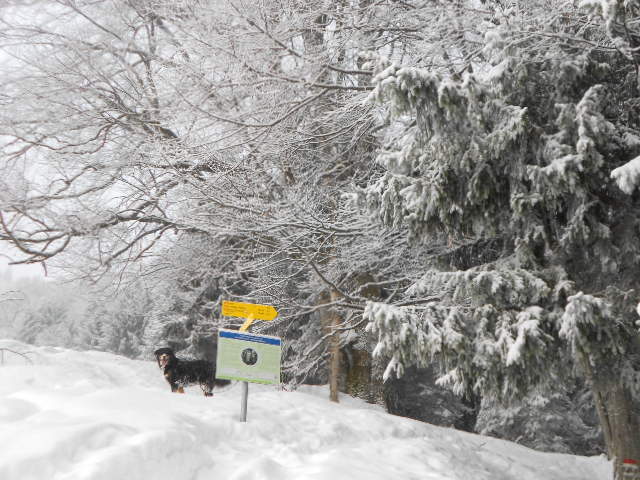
top-left (362, 11), bottom-right (640, 478)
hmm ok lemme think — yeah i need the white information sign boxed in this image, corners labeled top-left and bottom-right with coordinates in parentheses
top-left (216, 329), bottom-right (281, 385)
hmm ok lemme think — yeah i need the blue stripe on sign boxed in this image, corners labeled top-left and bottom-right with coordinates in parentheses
top-left (219, 330), bottom-right (281, 346)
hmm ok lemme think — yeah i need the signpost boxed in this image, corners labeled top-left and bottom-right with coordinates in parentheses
top-left (218, 301), bottom-right (280, 422)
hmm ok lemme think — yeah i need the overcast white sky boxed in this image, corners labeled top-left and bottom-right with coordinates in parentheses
top-left (0, 243), bottom-right (48, 280)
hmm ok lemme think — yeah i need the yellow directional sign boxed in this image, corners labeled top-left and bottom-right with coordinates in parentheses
top-left (222, 301), bottom-right (278, 321)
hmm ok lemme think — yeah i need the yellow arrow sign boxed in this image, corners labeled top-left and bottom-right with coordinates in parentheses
top-left (222, 301), bottom-right (278, 321)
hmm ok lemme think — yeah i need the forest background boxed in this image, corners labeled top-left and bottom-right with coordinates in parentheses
top-left (2, 1), bottom-right (640, 477)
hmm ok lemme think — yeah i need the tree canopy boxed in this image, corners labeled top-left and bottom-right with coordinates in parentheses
top-left (2, 1), bottom-right (640, 477)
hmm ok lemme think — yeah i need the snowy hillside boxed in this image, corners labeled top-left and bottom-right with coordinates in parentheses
top-left (0, 340), bottom-right (609, 480)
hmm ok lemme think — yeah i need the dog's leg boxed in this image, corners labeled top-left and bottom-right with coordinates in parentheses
top-left (202, 381), bottom-right (214, 397)
top-left (177, 386), bottom-right (185, 394)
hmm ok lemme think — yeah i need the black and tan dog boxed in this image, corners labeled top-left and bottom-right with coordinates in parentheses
top-left (154, 347), bottom-right (230, 396)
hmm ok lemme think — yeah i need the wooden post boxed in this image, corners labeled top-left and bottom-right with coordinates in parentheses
top-left (328, 290), bottom-right (340, 403)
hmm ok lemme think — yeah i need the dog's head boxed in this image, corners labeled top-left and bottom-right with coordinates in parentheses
top-left (154, 347), bottom-right (175, 369)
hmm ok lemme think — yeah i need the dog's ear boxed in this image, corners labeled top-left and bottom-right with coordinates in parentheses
top-left (153, 349), bottom-right (162, 368)
top-left (154, 347), bottom-right (174, 357)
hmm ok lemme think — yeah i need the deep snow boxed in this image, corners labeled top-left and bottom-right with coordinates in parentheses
top-left (0, 340), bottom-right (609, 480)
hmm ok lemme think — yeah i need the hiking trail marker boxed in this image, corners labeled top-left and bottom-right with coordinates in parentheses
top-left (218, 301), bottom-right (280, 422)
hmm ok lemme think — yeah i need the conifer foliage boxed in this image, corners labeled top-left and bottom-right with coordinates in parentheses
top-left (363, 2), bottom-right (640, 477)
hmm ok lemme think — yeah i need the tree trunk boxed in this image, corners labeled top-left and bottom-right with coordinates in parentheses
top-left (594, 380), bottom-right (640, 480)
top-left (342, 272), bottom-right (382, 404)
top-left (581, 348), bottom-right (640, 479)
top-left (345, 347), bottom-right (372, 402)
top-left (319, 289), bottom-right (341, 402)
top-left (328, 289), bottom-right (341, 403)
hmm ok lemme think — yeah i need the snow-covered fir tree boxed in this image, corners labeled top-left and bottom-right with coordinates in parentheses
top-left (363, 2), bottom-right (640, 478)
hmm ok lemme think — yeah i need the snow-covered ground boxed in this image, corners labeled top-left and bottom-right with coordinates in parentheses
top-left (0, 340), bottom-right (609, 480)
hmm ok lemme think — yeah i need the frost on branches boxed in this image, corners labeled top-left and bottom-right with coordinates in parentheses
top-left (362, 7), bottom-right (640, 473)
top-left (365, 265), bottom-right (565, 400)
top-left (611, 156), bottom-right (640, 194)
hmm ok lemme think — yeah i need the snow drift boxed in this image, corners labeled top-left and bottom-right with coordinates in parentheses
top-left (0, 340), bottom-right (608, 480)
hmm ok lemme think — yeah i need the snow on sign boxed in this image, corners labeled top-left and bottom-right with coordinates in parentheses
top-left (216, 329), bottom-right (281, 385)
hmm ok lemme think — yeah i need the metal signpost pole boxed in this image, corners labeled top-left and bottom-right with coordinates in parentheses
top-left (240, 381), bottom-right (248, 422)
top-left (239, 313), bottom-right (254, 423)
